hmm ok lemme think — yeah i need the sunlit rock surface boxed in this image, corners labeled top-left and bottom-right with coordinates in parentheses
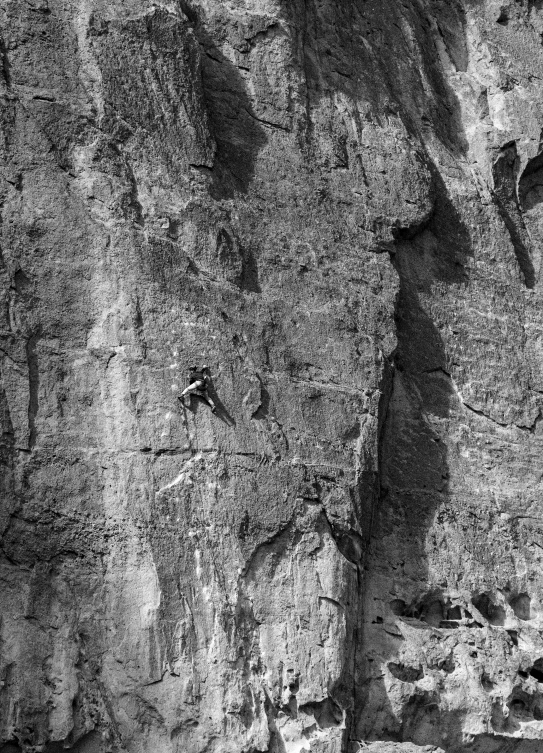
top-left (2, 0), bottom-right (543, 751)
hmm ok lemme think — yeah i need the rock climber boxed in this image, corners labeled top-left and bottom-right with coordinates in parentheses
top-left (179, 365), bottom-right (217, 413)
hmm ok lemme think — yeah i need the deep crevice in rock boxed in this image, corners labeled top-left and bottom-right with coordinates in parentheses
top-left (493, 140), bottom-right (536, 288)
top-left (25, 331), bottom-right (40, 451)
top-left (387, 662), bottom-right (424, 683)
top-left (473, 593), bottom-right (506, 626)
top-left (529, 660), bottom-right (543, 682)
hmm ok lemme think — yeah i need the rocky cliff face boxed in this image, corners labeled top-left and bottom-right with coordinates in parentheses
top-left (2, 0), bottom-right (543, 751)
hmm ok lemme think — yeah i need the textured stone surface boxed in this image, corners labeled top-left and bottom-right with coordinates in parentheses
top-left (3, 0), bottom-right (543, 752)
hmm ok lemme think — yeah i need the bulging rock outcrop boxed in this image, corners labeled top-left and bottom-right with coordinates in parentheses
top-left (3, 1), bottom-right (543, 752)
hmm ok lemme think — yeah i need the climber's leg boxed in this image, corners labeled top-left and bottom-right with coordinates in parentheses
top-left (180, 382), bottom-right (200, 399)
top-left (205, 394), bottom-right (217, 413)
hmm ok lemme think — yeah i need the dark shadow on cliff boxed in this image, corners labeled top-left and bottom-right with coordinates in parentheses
top-left (181, 1), bottom-right (268, 199)
top-left (278, 0), bottom-right (469, 159)
top-left (352, 285), bottom-right (454, 747)
top-left (493, 141), bottom-right (536, 288)
top-left (516, 145), bottom-right (543, 288)
top-left (208, 376), bottom-right (236, 427)
top-left (239, 240), bottom-right (261, 293)
top-left (352, 166), bottom-right (475, 751)
top-left (0, 730), bottom-right (103, 753)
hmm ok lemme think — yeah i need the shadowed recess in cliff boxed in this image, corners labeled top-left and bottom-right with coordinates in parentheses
top-left (518, 144), bottom-right (543, 286)
top-left (0, 33), bottom-right (11, 89)
top-left (0, 370), bottom-right (15, 467)
top-left (0, 376), bottom-right (16, 535)
top-left (519, 149), bottom-right (543, 213)
top-left (25, 330), bottom-right (40, 451)
top-left (493, 141), bottom-right (536, 289)
top-left (183, 4), bottom-right (269, 198)
top-left (0, 729), bottom-right (104, 753)
top-left (354, 167), bottom-right (473, 749)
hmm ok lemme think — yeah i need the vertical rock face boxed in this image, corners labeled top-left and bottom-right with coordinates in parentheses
top-left (2, 0), bottom-right (543, 751)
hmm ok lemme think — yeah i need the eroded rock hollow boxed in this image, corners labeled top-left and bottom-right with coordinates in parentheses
top-left (2, 0), bottom-right (543, 751)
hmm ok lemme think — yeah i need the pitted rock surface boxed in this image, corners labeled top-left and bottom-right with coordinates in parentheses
top-left (3, 1), bottom-right (543, 752)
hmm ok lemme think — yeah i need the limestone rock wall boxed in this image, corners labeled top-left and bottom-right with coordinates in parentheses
top-left (2, 1), bottom-right (543, 752)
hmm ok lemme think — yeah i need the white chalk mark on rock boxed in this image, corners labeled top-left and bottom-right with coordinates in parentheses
top-left (157, 452), bottom-right (203, 494)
